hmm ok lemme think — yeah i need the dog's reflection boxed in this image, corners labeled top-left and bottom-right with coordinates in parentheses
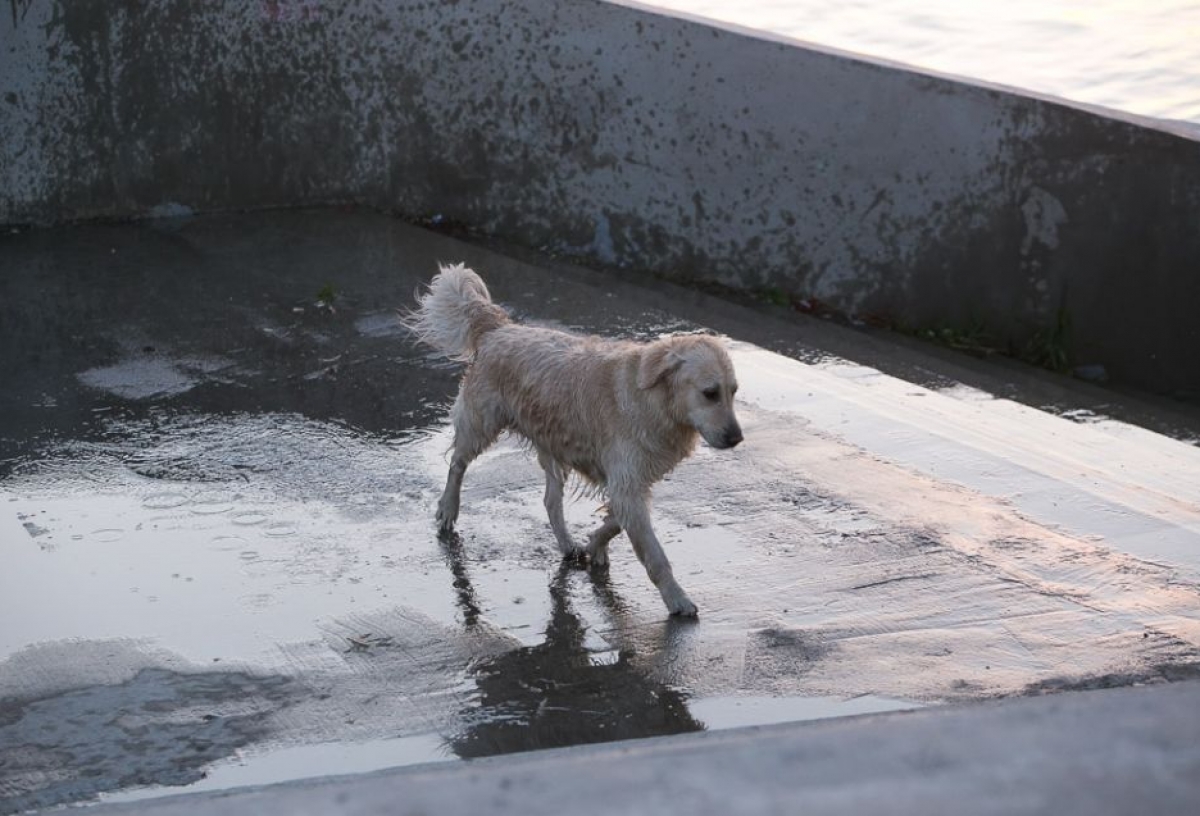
top-left (438, 534), bottom-right (703, 758)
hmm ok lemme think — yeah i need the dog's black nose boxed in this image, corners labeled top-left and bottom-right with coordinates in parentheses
top-left (723, 425), bottom-right (744, 448)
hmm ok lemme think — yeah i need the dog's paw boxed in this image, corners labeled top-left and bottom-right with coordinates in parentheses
top-left (587, 546), bottom-right (609, 569)
top-left (585, 532), bottom-right (611, 568)
top-left (667, 595), bottom-right (699, 618)
top-left (435, 511), bottom-right (456, 534)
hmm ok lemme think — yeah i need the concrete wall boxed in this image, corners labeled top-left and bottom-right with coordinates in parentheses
top-left (3, 0), bottom-right (1199, 397)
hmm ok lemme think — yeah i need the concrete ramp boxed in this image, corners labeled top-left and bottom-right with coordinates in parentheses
top-left (2, 210), bottom-right (1198, 810)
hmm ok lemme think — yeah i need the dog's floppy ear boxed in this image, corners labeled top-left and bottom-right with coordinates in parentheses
top-left (637, 341), bottom-right (684, 389)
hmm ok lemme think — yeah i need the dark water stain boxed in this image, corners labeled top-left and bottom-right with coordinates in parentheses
top-left (0, 667), bottom-right (300, 814)
top-left (1024, 662), bottom-right (1200, 695)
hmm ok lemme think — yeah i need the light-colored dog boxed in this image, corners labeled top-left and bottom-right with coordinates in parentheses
top-left (403, 264), bottom-right (742, 616)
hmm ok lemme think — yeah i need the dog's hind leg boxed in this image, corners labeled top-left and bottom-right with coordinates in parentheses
top-left (585, 512), bottom-right (621, 568)
top-left (437, 394), bottom-right (502, 534)
top-left (538, 452), bottom-right (581, 557)
top-left (610, 491), bottom-right (697, 617)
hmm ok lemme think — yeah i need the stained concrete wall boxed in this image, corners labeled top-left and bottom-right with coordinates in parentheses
top-left (3, 0), bottom-right (1199, 397)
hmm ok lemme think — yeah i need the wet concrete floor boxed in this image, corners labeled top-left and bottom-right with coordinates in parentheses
top-left (2, 209), bottom-right (1199, 812)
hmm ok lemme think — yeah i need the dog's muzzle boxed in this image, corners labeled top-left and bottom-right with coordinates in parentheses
top-left (719, 424), bottom-right (743, 449)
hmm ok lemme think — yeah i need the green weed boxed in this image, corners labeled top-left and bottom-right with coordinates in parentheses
top-left (1022, 308), bottom-right (1072, 373)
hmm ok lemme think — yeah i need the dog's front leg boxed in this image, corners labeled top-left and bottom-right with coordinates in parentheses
top-left (610, 493), bottom-right (697, 617)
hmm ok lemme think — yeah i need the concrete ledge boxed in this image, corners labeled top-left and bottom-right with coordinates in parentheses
top-left (88, 680), bottom-right (1200, 816)
top-left (3, 0), bottom-right (1198, 394)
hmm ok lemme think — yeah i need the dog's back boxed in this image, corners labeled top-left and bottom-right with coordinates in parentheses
top-left (470, 326), bottom-right (650, 486)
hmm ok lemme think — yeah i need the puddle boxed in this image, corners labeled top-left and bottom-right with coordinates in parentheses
top-left (690, 694), bottom-right (914, 729)
top-left (77, 357), bottom-right (199, 400)
top-left (189, 490), bottom-right (237, 515)
top-left (354, 312), bottom-right (406, 338)
top-left (89, 528), bottom-right (125, 543)
top-left (143, 491), bottom-right (190, 510)
top-left (99, 733), bottom-right (455, 807)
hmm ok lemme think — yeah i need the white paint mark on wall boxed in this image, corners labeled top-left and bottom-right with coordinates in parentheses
top-left (1020, 186), bottom-right (1067, 254)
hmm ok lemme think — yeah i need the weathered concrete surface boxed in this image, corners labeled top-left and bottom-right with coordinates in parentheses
top-left (84, 679), bottom-right (1200, 816)
top-left (2, 1), bottom-right (1199, 397)
top-left (2, 209), bottom-right (1200, 811)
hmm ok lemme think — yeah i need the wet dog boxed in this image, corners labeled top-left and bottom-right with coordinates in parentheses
top-left (403, 264), bottom-right (742, 616)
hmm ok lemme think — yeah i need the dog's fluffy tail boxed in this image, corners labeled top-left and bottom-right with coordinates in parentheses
top-left (401, 263), bottom-right (510, 361)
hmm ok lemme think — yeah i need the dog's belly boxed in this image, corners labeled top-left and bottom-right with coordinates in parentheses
top-left (566, 458), bottom-right (606, 486)
top-left (511, 421), bottom-right (607, 487)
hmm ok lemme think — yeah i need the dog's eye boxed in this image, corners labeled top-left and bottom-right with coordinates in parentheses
top-left (702, 387), bottom-right (720, 402)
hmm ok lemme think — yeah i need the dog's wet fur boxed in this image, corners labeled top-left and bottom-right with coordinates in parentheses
top-left (403, 264), bottom-right (742, 616)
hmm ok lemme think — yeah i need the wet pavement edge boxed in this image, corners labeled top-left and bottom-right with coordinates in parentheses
top-left (86, 679), bottom-right (1200, 816)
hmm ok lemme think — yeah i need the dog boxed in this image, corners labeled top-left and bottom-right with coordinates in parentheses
top-left (402, 264), bottom-right (742, 617)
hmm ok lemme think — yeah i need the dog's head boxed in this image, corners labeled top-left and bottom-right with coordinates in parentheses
top-left (637, 335), bottom-right (743, 449)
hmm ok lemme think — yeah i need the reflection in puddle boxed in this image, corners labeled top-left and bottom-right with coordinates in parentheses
top-left (442, 552), bottom-right (703, 758)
